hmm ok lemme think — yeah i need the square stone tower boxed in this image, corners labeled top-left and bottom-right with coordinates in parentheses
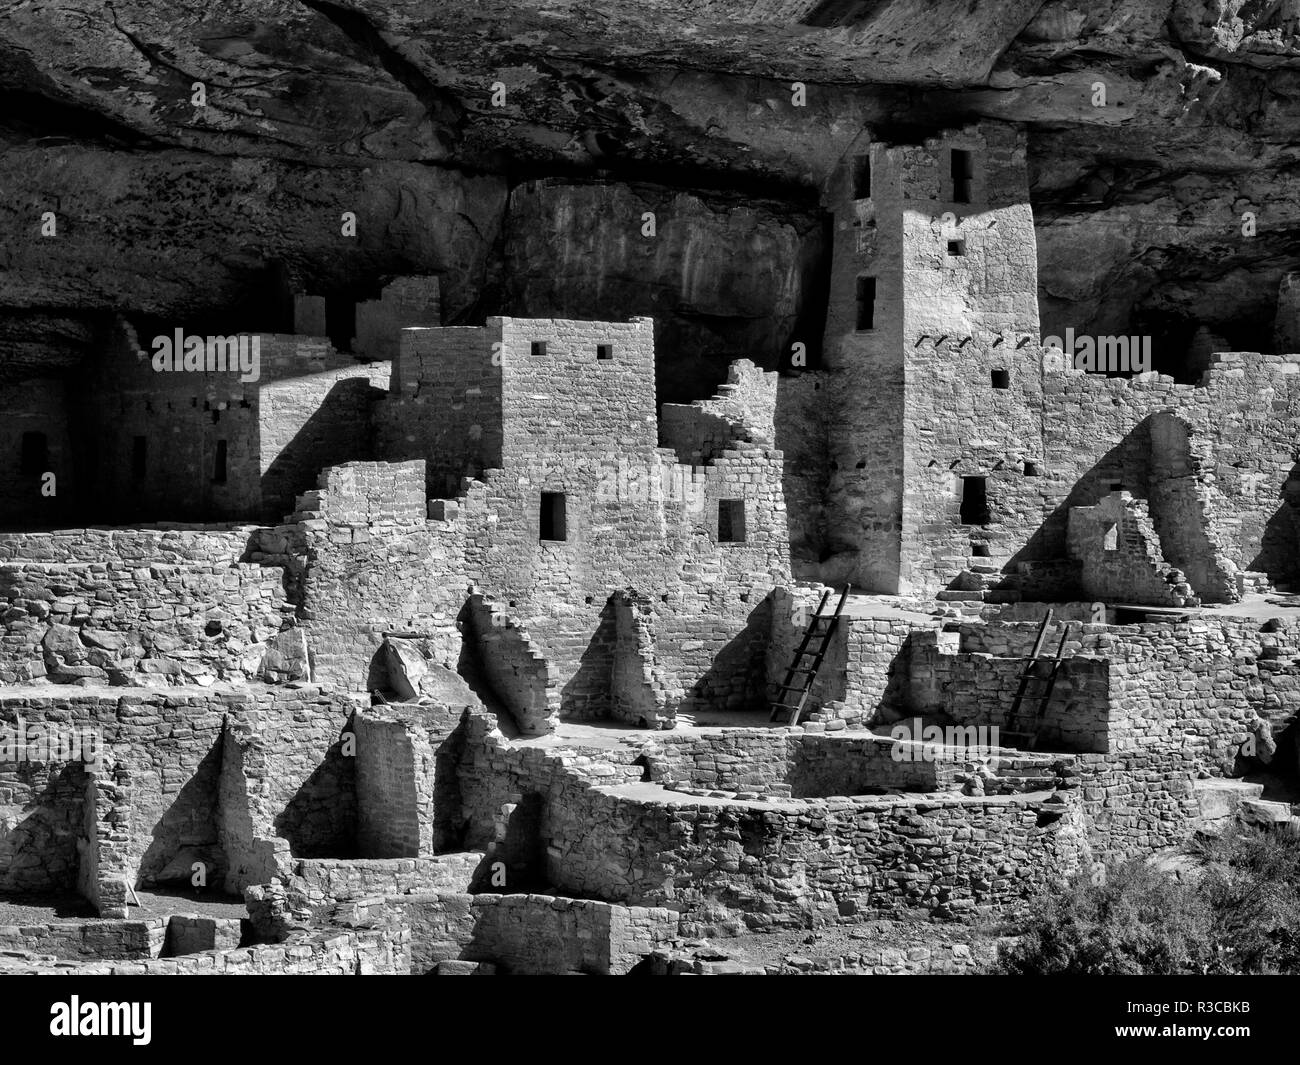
top-left (821, 123), bottom-right (1045, 595)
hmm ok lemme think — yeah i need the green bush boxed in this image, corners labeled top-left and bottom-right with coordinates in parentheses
top-left (992, 827), bottom-right (1300, 975)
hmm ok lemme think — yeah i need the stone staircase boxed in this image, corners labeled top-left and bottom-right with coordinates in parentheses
top-left (935, 551), bottom-right (1020, 616)
top-left (1195, 778), bottom-right (1300, 834)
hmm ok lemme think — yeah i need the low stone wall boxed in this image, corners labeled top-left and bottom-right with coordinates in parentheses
top-left (292, 854), bottom-right (482, 906)
top-left (353, 890), bottom-right (678, 975)
top-left (7, 926), bottom-right (407, 975)
top-left (545, 785), bottom-right (1089, 928)
top-left (0, 918), bottom-right (165, 960)
top-left (639, 729), bottom-right (952, 796)
top-left (907, 630), bottom-right (1111, 753)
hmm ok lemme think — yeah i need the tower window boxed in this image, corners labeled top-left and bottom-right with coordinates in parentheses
top-left (540, 491), bottom-right (567, 541)
top-left (991, 369), bottom-right (1010, 389)
top-left (852, 154), bottom-right (871, 198)
top-left (1023, 461), bottom-right (1040, 477)
top-left (1103, 523), bottom-right (1119, 551)
top-left (947, 239), bottom-right (966, 257)
top-left (951, 149), bottom-right (973, 204)
top-left (855, 277), bottom-right (876, 331)
top-left (531, 341), bottom-right (548, 357)
top-left (718, 499), bottom-right (746, 543)
top-left (212, 440), bottom-right (228, 484)
top-left (960, 476), bottom-right (989, 525)
top-left (131, 436), bottom-right (147, 480)
top-left (19, 431), bottom-right (47, 476)
top-left (596, 343), bottom-right (613, 360)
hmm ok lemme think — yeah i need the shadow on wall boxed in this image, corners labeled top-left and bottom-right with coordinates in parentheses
top-left (680, 597), bottom-right (775, 715)
top-left (991, 412), bottom-right (1241, 602)
top-left (137, 738), bottom-right (224, 889)
top-left (0, 762), bottom-right (90, 895)
top-left (561, 597), bottom-right (618, 719)
top-left (774, 374), bottom-right (831, 583)
top-left (1251, 460), bottom-right (1300, 589)
top-left (274, 729), bottom-right (358, 860)
top-left (258, 377), bottom-right (384, 522)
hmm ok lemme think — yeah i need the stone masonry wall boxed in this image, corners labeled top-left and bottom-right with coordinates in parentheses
top-left (0, 560), bottom-right (294, 685)
top-left (1067, 491), bottom-right (1190, 607)
top-left (545, 786), bottom-right (1089, 928)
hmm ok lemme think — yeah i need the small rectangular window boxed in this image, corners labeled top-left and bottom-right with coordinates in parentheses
top-left (1103, 523), bottom-right (1119, 551)
top-left (960, 476), bottom-right (989, 526)
top-left (19, 431), bottom-right (47, 476)
top-left (540, 491), bottom-right (566, 541)
top-left (855, 277), bottom-right (876, 331)
top-left (991, 369), bottom-right (1010, 389)
top-left (951, 149), bottom-right (973, 204)
top-left (718, 499), bottom-right (746, 543)
top-left (131, 436), bottom-right (147, 480)
top-left (947, 239), bottom-right (966, 257)
top-left (531, 341), bottom-right (548, 357)
top-left (212, 440), bottom-right (228, 484)
top-left (596, 343), bottom-right (613, 360)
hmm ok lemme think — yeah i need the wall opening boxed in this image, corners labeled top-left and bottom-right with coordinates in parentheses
top-left (325, 298), bottom-right (356, 354)
top-left (991, 369), bottom-right (1010, 389)
top-left (1024, 461), bottom-right (1039, 476)
top-left (951, 149), bottom-right (973, 203)
top-left (852, 154), bottom-right (871, 198)
top-left (212, 440), bottom-right (228, 484)
top-left (19, 431), bottom-right (47, 476)
top-left (131, 436), bottom-right (147, 480)
top-left (540, 491), bottom-right (567, 541)
top-left (531, 341), bottom-right (548, 357)
top-left (718, 499), bottom-right (747, 542)
top-left (947, 239), bottom-right (966, 257)
top-left (959, 476), bottom-right (989, 525)
top-left (596, 343), bottom-right (613, 360)
top-left (855, 277), bottom-right (876, 331)
top-left (1103, 523), bottom-right (1119, 551)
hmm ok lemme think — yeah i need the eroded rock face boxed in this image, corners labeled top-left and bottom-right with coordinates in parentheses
top-left (3, 0), bottom-right (1300, 389)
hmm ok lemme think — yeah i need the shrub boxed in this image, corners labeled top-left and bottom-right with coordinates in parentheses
top-left (992, 827), bottom-right (1300, 975)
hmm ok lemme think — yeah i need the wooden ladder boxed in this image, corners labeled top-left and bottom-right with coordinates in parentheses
top-left (1006, 609), bottom-right (1072, 749)
top-left (769, 585), bottom-right (851, 725)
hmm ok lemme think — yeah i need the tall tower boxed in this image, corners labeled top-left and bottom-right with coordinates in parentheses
top-left (820, 123), bottom-right (1045, 595)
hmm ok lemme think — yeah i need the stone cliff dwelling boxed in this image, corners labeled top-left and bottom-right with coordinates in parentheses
top-left (4, 5), bottom-right (1300, 979)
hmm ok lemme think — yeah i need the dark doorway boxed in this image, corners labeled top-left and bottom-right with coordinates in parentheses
top-left (960, 476), bottom-right (989, 525)
top-left (951, 149), bottom-right (973, 203)
top-left (856, 277), bottom-right (876, 331)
